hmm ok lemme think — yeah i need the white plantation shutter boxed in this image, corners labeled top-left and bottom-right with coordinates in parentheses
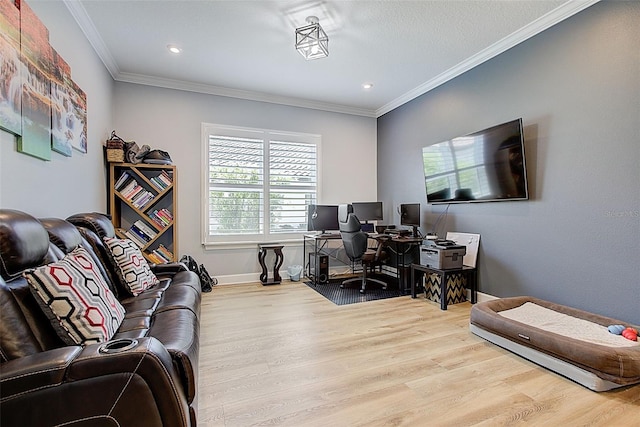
top-left (208, 135), bottom-right (264, 235)
top-left (269, 140), bottom-right (317, 234)
top-left (203, 124), bottom-right (319, 244)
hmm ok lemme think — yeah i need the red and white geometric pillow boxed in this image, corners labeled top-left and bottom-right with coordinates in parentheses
top-left (103, 237), bottom-right (160, 296)
top-left (24, 247), bottom-right (126, 345)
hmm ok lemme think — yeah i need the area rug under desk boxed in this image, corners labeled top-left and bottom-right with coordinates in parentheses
top-left (304, 277), bottom-right (402, 305)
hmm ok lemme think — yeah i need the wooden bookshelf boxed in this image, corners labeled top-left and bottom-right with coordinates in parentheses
top-left (108, 163), bottom-right (177, 263)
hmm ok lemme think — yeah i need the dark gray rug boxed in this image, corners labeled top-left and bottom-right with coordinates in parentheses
top-left (304, 277), bottom-right (402, 305)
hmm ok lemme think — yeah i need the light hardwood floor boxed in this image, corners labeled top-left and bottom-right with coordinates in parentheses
top-left (198, 281), bottom-right (640, 426)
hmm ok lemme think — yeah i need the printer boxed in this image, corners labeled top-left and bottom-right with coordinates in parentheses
top-left (420, 239), bottom-right (466, 269)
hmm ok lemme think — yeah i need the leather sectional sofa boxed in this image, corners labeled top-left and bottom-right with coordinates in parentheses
top-left (0, 209), bottom-right (201, 427)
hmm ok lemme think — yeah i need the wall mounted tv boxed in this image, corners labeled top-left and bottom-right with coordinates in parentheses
top-left (422, 118), bottom-right (528, 204)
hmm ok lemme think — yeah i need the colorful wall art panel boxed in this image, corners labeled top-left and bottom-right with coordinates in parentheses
top-left (1, 0), bottom-right (87, 161)
top-left (0, 0), bottom-right (22, 136)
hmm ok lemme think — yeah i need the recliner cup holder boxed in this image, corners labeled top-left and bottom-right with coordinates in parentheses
top-left (99, 338), bottom-right (138, 354)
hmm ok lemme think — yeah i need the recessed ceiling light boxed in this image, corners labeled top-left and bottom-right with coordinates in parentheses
top-left (362, 83), bottom-right (373, 90)
top-left (167, 45), bottom-right (182, 54)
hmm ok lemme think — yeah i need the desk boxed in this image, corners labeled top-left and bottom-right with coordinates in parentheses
top-left (303, 233), bottom-right (345, 285)
top-left (410, 264), bottom-right (477, 310)
top-left (377, 236), bottom-right (422, 294)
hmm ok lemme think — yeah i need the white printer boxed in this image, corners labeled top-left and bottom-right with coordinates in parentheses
top-left (420, 239), bottom-right (466, 269)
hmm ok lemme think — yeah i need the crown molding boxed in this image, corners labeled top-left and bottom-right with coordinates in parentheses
top-left (116, 73), bottom-right (377, 117)
top-left (376, 0), bottom-right (600, 117)
top-left (63, 0), bottom-right (119, 79)
top-left (65, 0), bottom-right (598, 119)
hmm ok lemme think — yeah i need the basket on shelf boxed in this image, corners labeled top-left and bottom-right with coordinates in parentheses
top-left (105, 131), bottom-right (125, 163)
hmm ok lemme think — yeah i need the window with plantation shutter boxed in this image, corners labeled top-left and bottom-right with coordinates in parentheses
top-left (202, 124), bottom-right (319, 244)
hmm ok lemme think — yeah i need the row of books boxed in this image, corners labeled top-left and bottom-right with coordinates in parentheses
top-left (115, 170), bottom-right (173, 191)
top-left (133, 220), bottom-right (158, 242)
top-left (124, 220), bottom-right (157, 248)
top-left (149, 208), bottom-right (173, 228)
top-left (117, 178), bottom-right (155, 209)
top-left (149, 170), bottom-right (173, 191)
top-left (147, 245), bottom-right (174, 264)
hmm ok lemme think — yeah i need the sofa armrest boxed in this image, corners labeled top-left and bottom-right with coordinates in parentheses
top-left (1, 338), bottom-right (191, 427)
top-left (152, 262), bottom-right (188, 274)
top-left (0, 346), bottom-right (82, 399)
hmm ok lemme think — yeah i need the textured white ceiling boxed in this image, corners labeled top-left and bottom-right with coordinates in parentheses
top-left (66, 0), bottom-right (598, 117)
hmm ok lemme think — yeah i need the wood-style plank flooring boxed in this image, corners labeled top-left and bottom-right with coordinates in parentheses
top-left (198, 281), bottom-right (640, 426)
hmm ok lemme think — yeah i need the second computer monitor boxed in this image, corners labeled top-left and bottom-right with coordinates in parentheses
top-left (307, 204), bottom-right (339, 234)
top-left (400, 203), bottom-right (421, 237)
top-left (352, 201), bottom-right (383, 222)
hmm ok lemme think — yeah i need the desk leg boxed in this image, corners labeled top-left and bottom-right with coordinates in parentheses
top-left (411, 267), bottom-right (416, 298)
top-left (470, 269), bottom-right (477, 304)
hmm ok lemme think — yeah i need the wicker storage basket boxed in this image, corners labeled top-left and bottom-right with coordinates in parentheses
top-left (105, 132), bottom-right (125, 162)
top-left (106, 148), bottom-right (124, 162)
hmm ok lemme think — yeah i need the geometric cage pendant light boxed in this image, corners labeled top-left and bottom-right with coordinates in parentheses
top-left (295, 16), bottom-right (328, 60)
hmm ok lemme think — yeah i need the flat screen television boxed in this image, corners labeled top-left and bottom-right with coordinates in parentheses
top-left (307, 204), bottom-right (339, 234)
top-left (351, 201), bottom-right (383, 222)
top-left (422, 118), bottom-right (528, 204)
top-left (400, 203), bottom-right (421, 237)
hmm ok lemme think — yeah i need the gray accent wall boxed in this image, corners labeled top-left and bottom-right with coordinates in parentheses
top-left (377, 1), bottom-right (639, 324)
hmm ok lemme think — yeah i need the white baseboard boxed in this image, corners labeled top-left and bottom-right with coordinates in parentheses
top-left (472, 290), bottom-right (498, 303)
top-left (217, 275), bottom-right (501, 305)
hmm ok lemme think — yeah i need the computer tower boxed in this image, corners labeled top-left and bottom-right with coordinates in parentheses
top-left (309, 253), bottom-right (329, 284)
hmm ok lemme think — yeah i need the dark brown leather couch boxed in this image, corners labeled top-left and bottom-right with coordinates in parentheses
top-left (0, 209), bottom-right (201, 427)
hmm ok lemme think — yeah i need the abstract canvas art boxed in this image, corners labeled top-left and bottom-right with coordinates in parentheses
top-left (0, 0), bottom-right (22, 136)
top-left (1, 0), bottom-right (87, 160)
top-left (18, 0), bottom-right (52, 160)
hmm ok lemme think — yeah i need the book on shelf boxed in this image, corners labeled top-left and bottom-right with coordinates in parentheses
top-left (149, 208), bottom-right (173, 227)
top-left (133, 220), bottom-right (158, 239)
top-left (146, 244), bottom-right (174, 264)
top-left (120, 180), bottom-right (138, 197)
top-left (156, 244), bottom-right (173, 260)
top-left (149, 171), bottom-right (172, 191)
top-left (146, 252), bottom-right (166, 264)
top-left (131, 191), bottom-right (154, 209)
top-left (124, 229), bottom-right (147, 248)
top-left (114, 171), bottom-right (132, 190)
top-left (128, 225), bottom-right (151, 243)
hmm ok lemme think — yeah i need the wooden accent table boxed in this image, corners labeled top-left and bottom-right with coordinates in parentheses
top-left (258, 244), bottom-right (284, 285)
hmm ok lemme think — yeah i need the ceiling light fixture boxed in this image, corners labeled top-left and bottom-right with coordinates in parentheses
top-left (295, 16), bottom-right (328, 60)
top-left (167, 45), bottom-right (182, 54)
top-left (362, 83), bottom-right (373, 90)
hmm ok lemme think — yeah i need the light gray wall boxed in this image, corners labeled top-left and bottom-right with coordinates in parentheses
top-left (112, 83), bottom-right (377, 282)
top-left (377, 1), bottom-right (639, 324)
top-left (0, 1), bottom-right (113, 217)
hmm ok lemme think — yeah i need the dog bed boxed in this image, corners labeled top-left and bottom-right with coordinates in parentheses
top-left (470, 296), bottom-right (640, 391)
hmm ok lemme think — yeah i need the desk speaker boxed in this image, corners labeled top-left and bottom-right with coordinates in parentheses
top-left (310, 253), bottom-right (329, 284)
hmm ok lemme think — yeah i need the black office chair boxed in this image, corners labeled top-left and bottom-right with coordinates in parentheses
top-left (338, 204), bottom-right (387, 294)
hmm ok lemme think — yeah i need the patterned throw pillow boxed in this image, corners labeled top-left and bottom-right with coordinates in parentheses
top-left (103, 237), bottom-right (160, 296)
top-left (25, 247), bottom-right (125, 345)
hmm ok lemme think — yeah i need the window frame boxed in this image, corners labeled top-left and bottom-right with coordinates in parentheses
top-left (201, 123), bottom-right (321, 248)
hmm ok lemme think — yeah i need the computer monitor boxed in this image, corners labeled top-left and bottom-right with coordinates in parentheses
top-left (400, 203), bottom-right (421, 237)
top-left (307, 204), bottom-right (339, 234)
top-left (351, 201), bottom-right (383, 222)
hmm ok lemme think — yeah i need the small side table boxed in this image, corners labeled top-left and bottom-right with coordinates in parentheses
top-left (258, 244), bottom-right (284, 285)
top-left (410, 264), bottom-right (477, 310)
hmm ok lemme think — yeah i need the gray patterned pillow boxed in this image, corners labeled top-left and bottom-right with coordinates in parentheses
top-left (103, 237), bottom-right (160, 296)
top-left (24, 247), bottom-right (125, 345)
